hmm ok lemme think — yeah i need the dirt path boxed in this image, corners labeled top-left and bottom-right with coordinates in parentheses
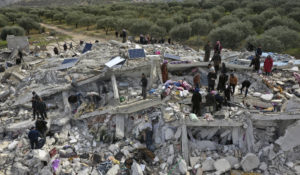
top-left (40, 23), bottom-right (104, 43)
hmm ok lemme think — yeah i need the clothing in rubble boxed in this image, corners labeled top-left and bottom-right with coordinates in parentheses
top-left (211, 53), bottom-right (221, 74)
top-left (204, 41), bottom-right (211, 62)
top-left (229, 74), bottom-right (238, 95)
top-left (161, 61), bottom-right (168, 83)
top-left (264, 55), bottom-right (273, 76)
top-left (28, 128), bottom-right (45, 149)
top-left (250, 56), bottom-right (260, 72)
top-left (214, 41), bottom-right (222, 54)
top-left (32, 91), bottom-right (40, 120)
top-left (240, 80), bottom-right (251, 97)
top-left (141, 74), bottom-right (148, 100)
top-left (207, 71), bottom-right (217, 92)
top-left (217, 73), bottom-right (228, 92)
top-left (191, 89), bottom-right (202, 115)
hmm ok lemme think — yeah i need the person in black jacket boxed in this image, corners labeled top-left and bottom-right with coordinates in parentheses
top-left (256, 46), bottom-right (262, 58)
top-left (28, 127), bottom-right (45, 149)
top-left (207, 71), bottom-right (217, 91)
top-left (35, 119), bottom-right (48, 137)
top-left (141, 73), bottom-right (148, 99)
top-left (121, 29), bottom-right (127, 43)
top-left (205, 92), bottom-right (216, 114)
top-left (37, 98), bottom-right (47, 120)
top-left (53, 47), bottom-right (59, 55)
top-left (221, 63), bottom-right (227, 74)
top-left (249, 56), bottom-right (260, 72)
top-left (31, 91), bottom-right (40, 120)
top-left (211, 53), bottom-right (221, 74)
top-left (191, 88), bottom-right (202, 115)
top-left (217, 73), bottom-right (228, 92)
top-left (240, 80), bottom-right (251, 97)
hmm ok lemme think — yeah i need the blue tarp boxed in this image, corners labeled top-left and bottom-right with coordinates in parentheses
top-left (128, 49), bottom-right (145, 59)
top-left (58, 58), bottom-right (79, 70)
top-left (82, 43), bottom-right (93, 54)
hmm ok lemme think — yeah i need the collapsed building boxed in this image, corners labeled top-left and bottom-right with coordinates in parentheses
top-left (0, 37), bottom-right (300, 175)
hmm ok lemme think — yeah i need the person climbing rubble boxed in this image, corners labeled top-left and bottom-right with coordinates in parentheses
top-left (204, 41), bottom-right (211, 62)
top-left (224, 84), bottom-right (231, 106)
top-left (141, 73), bottom-right (148, 100)
top-left (229, 73), bottom-right (238, 95)
top-left (31, 91), bottom-right (40, 121)
top-left (53, 47), bottom-right (59, 55)
top-left (37, 97), bottom-right (47, 120)
top-left (205, 91), bottom-right (216, 114)
top-left (193, 73), bottom-right (201, 89)
top-left (63, 43), bottom-right (68, 51)
top-left (217, 72), bottom-right (228, 92)
top-left (28, 127), bottom-right (45, 149)
top-left (264, 55), bottom-right (273, 76)
top-left (211, 53), bottom-right (221, 74)
top-left (207, 70), bottom-right (217, 91)
top-left (240, 80), bottom-right (251, 97)
top-left (250, 55), bottom-right (260, 72)
top-left (161, 60), bottom-right (168, 83)
top-left (191, 88), bottom-right (202, 116)
top-left (214, 40), bottom-right (222, 55)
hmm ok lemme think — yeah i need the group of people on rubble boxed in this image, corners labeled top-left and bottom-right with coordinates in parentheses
top-left (53, 42), bottom-right (73, 55)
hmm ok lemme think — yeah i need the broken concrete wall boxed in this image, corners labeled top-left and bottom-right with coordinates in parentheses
top-left (7, 35), bottom-right (30, 52)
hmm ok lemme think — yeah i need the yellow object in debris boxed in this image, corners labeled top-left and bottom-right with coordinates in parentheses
top-left (108, 156), bottom-right (120, 164)
top-left (277, 86), bottom-right (283, 93)
top-left (175, 91), bottom-right (180, 95)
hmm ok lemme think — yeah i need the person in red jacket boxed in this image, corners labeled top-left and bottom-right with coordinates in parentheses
top-left (264, 55), bottom-right (273, 76)
top-left (214, 41), bottom-right (222, 55)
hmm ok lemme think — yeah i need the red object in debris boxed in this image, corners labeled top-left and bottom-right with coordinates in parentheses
top-left (49, 148), bottom-right (57, 158)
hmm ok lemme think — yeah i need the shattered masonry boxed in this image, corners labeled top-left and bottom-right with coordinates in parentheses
top-left (1, 38), bottom-right (300, 175)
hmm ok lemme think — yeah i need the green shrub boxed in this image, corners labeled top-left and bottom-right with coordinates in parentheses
top-left (79, 16), bottom-right (96, 30)
top-left (156, 18), bottom-right (176, 33)
top-left (170, 24), bottom-right (191, 42)
top-left (247, 2), bottom-right (269, 14)
top-left (218, 15), bottom-right (240, 26)
top-left (260, 9), bottom-right (280, 20)
top-left (222, 1), bottom-right (239, 12)
top-left (209, 8), bottom-right (223, 22)
top-left (129, 19), bottom-right (153, 36)
top-left (97, 17), bottom-right (115, 35)
top-left (288, 10), bottom-right (300, 23)
top-left (149, 25), bottom-right (166, 38)
top-left (65, 12), bottom-right (82, 28)
top-left (190, 19), bottom-right (213, 36)
top-left (202, 0), bottom-right (217, 9)
top-left (209, 21), bottom-right (254, 48)
top-left (185, 36), bottom-right (204, 47)
top-left (197, 12), bottom-right (213, 22)
top-left (264, 16), bottom-right (300, 31)
top-left (0, 15), bottom-right (8, 27)
top-left (172, 15), bottom-right (184, 24)
top-left (0, 26), bottom-right (25, 40)
top-left (53, 13), bottom-right (64, 23)
top-left (232, 8), bottom-right (251, 19)
top-left (243, 15), bottom-right (264, 29)
top-left (264, 26), bottom-right (300, 49)
top-left (246, 35), bottom-right (284, 52)
top-left (17, 17), bottom-right (40, 34)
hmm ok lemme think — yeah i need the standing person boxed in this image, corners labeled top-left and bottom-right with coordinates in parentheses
top-left (229, 74), bottom-right (238, 95)
top-left (115, 31), bottom-right (118, 38)
top-left (191, 88), bottom-right (202, 115)
top-left (249, 56), bottom-right (260, 72)
top-left (207, 71), bottom-right (217, 91)
top-left (161, 60), bottom-right (168, 83)
top-left (211, 53), bottom-right (221, 74)
top-left (121, 29), bottom-right (127, 43)
top-left (217, 73), bottom-right (228, 92)
top-left (264, 55), bottom-right (273, 76)
top-left (16, 50), bottom-right (23, 65)
top-left (256, 46), bottom-right (262, 58)
top-left (205, 91), bottom-right (216, 114)
top-left (69, 42), bottom-right (73, 50)
top-left (221, 63), bottom-right (227, 74)
top-left (240, 80), bottom-right (251, 97)
top-left (37, 98), bottom-right (47, 120)
top-left (141, 73), bottom-right (148, 100)
top-left (53, 47), bottom-right (59, 55)
top-left (214, 41), bottom-right (222, 54)
top-left (28, 127), bottom-right (45, 149)
top-left (31, 91), bottom-right (40, 120)
top-left (204, 41), bottom-right (211, 62)
top-left (224, 84), bottom-right (231, 105)
top-left (168, 38), bottom-right (171, 45)
top-left (193, 73), bottom-right (201, 89)
top-left (63, 43), bottom-right (68, 51)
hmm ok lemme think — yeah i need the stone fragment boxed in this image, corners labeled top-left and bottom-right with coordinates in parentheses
top-left (259, 162), bottom-right (267, 171)
top-left (8, 140), bottom-right (18, 150)
top-left (178, 159), bottom-right (187, 174)
top-left (260, 94), bottom-right (273, 101)
top-left (241, 153), bottom-right (260, 172)
top-left (202, 158), bottom-right (215, 171)
top-left (107, 164), bottom-right (120, 175)
top-left (13, 162), bottom-right (30, 175)
top-left (214, 158), bottom-right (231, 173)
top-left (190, 157), bottom-right (200, 167)
top-left (167, 155), bottom-right (174, 165)
top-left (275, 120), bottom-right (300, 151)
top-left (33, 150), bottom-right (50, 162)
top-left (165, 128), bottom-right (174, 140)
top-left (131, 162), bottom-right (143, 175)
top-left (196, 168), bottom-right (203, 175)
top-left (174, 127), bottom-right (181, 140)
top-left (224, 156), bottom-right (239, 167)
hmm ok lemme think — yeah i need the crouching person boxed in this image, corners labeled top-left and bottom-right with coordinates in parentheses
top-left (28, 127), bottom-right (45, 149)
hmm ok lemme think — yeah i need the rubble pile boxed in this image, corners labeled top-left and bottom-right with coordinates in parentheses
top-left (1, 38), bottom-right (300, 175)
